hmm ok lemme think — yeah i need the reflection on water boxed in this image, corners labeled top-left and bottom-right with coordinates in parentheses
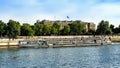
top-left (0, 44), bottom-right (120, 68)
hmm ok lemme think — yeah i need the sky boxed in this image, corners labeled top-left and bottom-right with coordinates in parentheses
top-left (0, 0), bottom-right (120, 27)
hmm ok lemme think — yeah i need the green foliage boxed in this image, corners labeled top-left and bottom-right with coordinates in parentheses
top-left (0, 19), bottom-right (120, 36)
top-left (113, 25), bottom-right (120, 34)
top-left (110, 24), bottom-right (114, 31)
top-left (53, 22), bottom-right (61, 30)
top-left (51, 22), bottom-right (61, 35)
top-left (34, 22), bottom-right (51, 36)
top-left (96, 20), bottom-right (112, 35)
top-left (77, 23), bottom-right (84, 34)
top-left (51, 27), bottom-right (58, 35)
top-left (88, 29), bottom-right (95, 35)
top-left (114, 27), bottom-right (119, 34)
top-left (70, 22), bottom-right (84, 35)
top-left (0, 20), bottom-right (6, 37)
top-left (70, 22), bottom-right (78, 35)
top-left (110, 24), bottom-right (115, 34)
top-left (62, 25), bottom-right (70, 35)
top-left (118, 25), bottom-right (120, 33)
top-left (43, 24), bottom-right (51, 35)
top-left (6, 20), bottom-right (21, 39)
top-left (21, 23), bottom-right (34, 36)
top-left (34, 23), bottom-right (44, 36)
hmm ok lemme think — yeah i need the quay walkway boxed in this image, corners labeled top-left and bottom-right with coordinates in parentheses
top-left (0, 36), bottom-right (112, 48)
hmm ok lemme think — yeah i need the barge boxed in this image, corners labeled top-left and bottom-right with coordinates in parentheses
top-left (18, 39), bottom-right (48, 48)
top-left (18, 36), bottom-right (112, 48)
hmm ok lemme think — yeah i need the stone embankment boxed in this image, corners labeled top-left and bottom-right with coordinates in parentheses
top-left (0, 39), bottom-right (21, 48)
top-left (42, 36), bottom-right (111, 47)
top-left (0, 35), bottom-right (118, 48)
top-left (110, 36), bottom-right (120, 42)
top-left (18, 35), bottom-right (111, 48)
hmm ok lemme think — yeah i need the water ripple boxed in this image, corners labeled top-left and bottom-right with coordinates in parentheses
top-left (0, 44), bottom-right (120, 68)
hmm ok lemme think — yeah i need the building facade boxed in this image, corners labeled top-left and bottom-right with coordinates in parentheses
top-left (39, 20), bottom-right (96, 32)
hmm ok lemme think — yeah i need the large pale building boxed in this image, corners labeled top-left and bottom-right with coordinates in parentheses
top-left (39, 20), bottom-right (96, 32)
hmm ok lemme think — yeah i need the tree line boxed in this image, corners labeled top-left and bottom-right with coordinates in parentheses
top-left (0, 20), bottom-right (120, 39)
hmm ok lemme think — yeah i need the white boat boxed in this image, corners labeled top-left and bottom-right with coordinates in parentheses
top-left (18, 40), bottom-right (48, 48)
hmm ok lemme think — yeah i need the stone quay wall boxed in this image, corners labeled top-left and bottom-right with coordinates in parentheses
top-left (0, 35), bottom-right (119, 48)
top-left (43, 36), bottom-right (111, 47)
top-left (110, 35), bottom-right (120, 42)
top-left (19, 35), bottom-right (111, 47)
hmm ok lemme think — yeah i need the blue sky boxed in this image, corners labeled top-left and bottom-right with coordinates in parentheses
top-left (0, 0), bottom-right (120, 26)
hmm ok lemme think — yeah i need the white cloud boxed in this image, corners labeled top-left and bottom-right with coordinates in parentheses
top-left (94, 3), bottom-right (120, 16)
top-left (73, 2), bottom-right (120, 27)
top-left (0, 0), bottom-right (120, 27)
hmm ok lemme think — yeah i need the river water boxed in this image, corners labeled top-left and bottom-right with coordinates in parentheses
top-left (0, 44), bottom-right (120, 68)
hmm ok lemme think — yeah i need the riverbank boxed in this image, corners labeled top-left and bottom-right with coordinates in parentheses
top-left (0, 35), bottom-right (113, 48)
top-left (0, 39), bottom-right (20, 48)
top-left (110, 36), bottom-right (120, 42)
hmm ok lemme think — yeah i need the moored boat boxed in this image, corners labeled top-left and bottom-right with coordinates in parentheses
top-left (18, 39), bottom-right (48, 48)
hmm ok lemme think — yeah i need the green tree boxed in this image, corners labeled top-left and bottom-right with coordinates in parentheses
top-left (51, 22), bottom-right (61, 35)
top-left (34, 23), bottom-right (44, 36)
top-left (51, 27), bottom-right (58, 35)
top-left (43, 24), bottom-right (51, 35)
top-left (21, 23), bottom-right (34, 37)
top-left (0, 20), bottom-right (6, 37)
top-left (96, 20), bottom-right (112, 35)
top-left (62, 25), bottom-right (70, 35)
top-left (6, 20), bottom-right (21, 39)
top-left (119, 25), bottom-right (120, 34)
top-left (77, 23), bottom-right (84, 34)
top-left (110, 24), bottom-right (115, 34)
top-left (69, 22), bottom-right (78, 35)
top-left (88, 29), bottom-right (95, 35)
top-left (70, 22), bottom-right (84, 35)
top-left (114, 27), bottom-right (119, 34)
top-left (114, 25), bottom-right (120, 35)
